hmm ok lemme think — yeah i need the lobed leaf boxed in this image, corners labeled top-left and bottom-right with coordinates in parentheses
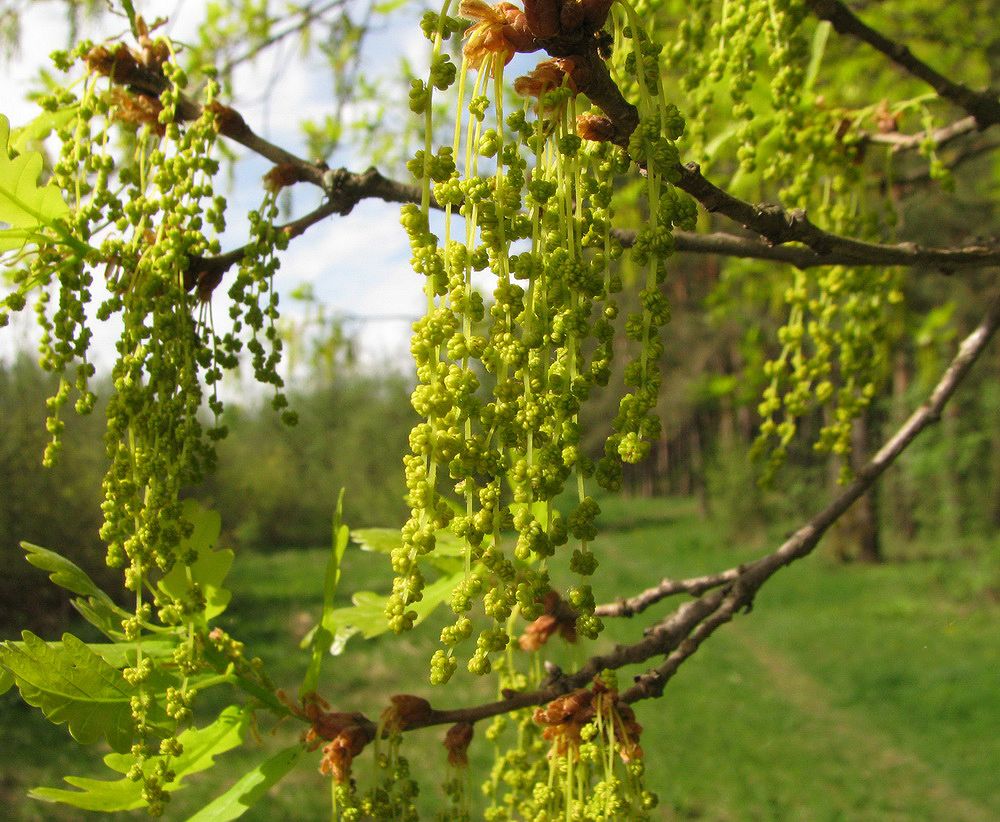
top-left (158, 500), bottom-right (233, 622)
top-left (21, 541), bottom-right (135, 640)
top-left (11, 107), bottom-right (77, 155)
top-left (352, 527), bottom-right (467, 558)
top-left (21, 541), bottom-right (127, 609)
top-left (0, 632), bottom-right (138, 752)
top-left (30, 706), bottom-right (249, 812)
top-left (301, 490), bottom-right (348, 696)
top-left (185, 744), bottom-right (305, 821)
top-left (0, 113), bottom-right (69, 251)
top-left (327, 567), bottom-right (467, 655)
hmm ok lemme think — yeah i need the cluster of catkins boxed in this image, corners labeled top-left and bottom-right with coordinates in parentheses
top-left (1, 30), bottom-right (292, 812)
top-left (483, 671), bottom-right (657, 820)
top-left (656, 0), bottom-right (903, 477)
top-left (394, 0), bottom-right (694, 683)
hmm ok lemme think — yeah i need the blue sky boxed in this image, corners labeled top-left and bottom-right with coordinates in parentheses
top-left (2, 0), bottom-right (437, 378)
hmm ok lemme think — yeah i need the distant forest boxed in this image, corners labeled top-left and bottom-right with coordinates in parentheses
top-left (3, 255), bottom-right (997, 631)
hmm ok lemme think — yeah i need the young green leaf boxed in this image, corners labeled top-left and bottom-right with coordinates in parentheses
top-left (119, 0), bottom-right (139, 36)
top-left (327, 567), bottom-right (467, 655)
top-left (158, 500), bottom-right (233, 623)
top-left (805, 21), bottom-right (832, 91)
top-left (301, 489), bottom-right (348, 696)
top-left (21, 541), bottom-right (122, 603)
top-left (352, 527), bottom-right (467, 558)
top-left (30, 706), bottom-right (249, 812)
top-left (11, 107), bottom-right (77, 155)
top-left (21, 542), bottom-right (157, 640)
top-left (0, 113), bottom-right (70, 252)
top-left (185, 744), bottom-right (305, 821)
top-left (71, 596), bottom-right (131, 640)
top-left (0, 632), bottom-right (139, 752)
top-left (84, 640), bottom-right (180, 669)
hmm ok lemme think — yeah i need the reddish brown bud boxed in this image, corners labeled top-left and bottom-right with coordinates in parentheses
top-left (514, 58), bottom-right (576, 100)
top-left (874, 99), bottom-right (899, 134)
top-left (444, 721), bottom-right (475, 767)
top-left (381, 694), bottom-right (433, 732)
top-left (461, 1), bottom-right (536, 72)
top-left (576, 113), bottom-right (615, 142)
top-left (522, 0), bottom-right (560, 38)
top-left (519, 614), bottom-right (558, 651)
top-left (263, 162), bottom-right (310, 194)
top-left (207, 101), bottom-right (248, 139)
top-left (319, 724), bottom-right (370, 783)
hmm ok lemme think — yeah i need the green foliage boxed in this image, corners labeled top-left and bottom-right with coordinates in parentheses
top-left (320, 561), bottom-right (467, 655)
top-left (0, 0), bottom-right (997, 818)
top-left (0, 113), bottom-right (69, 252)
top-left (0, 631), bottom-right (146, 752)
top-left (354, 526), bottom-right (471, 567)
top-left (20, 541), bottom-right (132, 638)
top-left (157, 500), bottom-right (234, 625)
top-left (29, 705), bottom-right (249, 812)
top-left (21, 540), bottom-right (127, 616)
top-left (187, 744), bottom-right (305, 822)
top-left (300, 490), bottom-right (349, 697)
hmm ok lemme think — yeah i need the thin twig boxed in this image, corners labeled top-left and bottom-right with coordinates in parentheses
top-left (594, 567), bottom-right (744, 617)
top-left (669, 163), bottom-right (1000, 273)
top-left (664, 229), bottom-right (1000, 272)
top-left (332, 294), bottom-right (1000, 729)
top-left (865, 115), bottom-right (979, 152)
top-left (805, 0), bottom-right (1000, 128)
top-left (217, 0), bottom-right (347, 78)
top-left (620, 291), bottom-right (1000, 703)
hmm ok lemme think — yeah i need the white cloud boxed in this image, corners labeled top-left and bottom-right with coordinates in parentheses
top-left (2, 0), bottom-right (437, 371)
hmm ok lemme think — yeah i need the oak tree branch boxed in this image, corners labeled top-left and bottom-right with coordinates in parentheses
top-left (805, 0), bottom-right (1000, 128)
top-left (333, 293), bottom-right (1000, 731)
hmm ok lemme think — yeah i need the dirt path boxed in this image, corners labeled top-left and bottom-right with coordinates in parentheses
top-left (732, 626), bottom-right (994, 822)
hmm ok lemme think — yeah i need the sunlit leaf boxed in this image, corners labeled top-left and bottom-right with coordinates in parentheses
top-left (352, 527), bottom-right (467, 557)
top-left (30, 706), bottom-right (249, 812)
top-left (158, 500), bottom-right (233, 622)
top-left (0, 632), bottom-right (138, 752)
top-left (185, 744), bottom-right (305, 821)
top-left (0, 113), bottom-right (69, 251)
top-left (301, 490), bottom-right (348, 696)
top-left (327, 568), bottom-right (466, 655)
top-left (11, 107), bottom-right (77, 155)
top-left (22, 542), bottom-right (122, 603)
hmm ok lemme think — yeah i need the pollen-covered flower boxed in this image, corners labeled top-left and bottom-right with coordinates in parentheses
top-left (513, 57), bottom-right (576, 99)
top-left (460, 0), bottom-right (535, 72)
top-left (576, 112), bottom-right (615, 142)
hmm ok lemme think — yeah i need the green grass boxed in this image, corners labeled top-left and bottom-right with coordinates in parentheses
top-left (2, 496), bottom-right (997, 820)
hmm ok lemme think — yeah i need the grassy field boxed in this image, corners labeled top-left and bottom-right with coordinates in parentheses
top-left (1, 496), bottom-right (997, 821)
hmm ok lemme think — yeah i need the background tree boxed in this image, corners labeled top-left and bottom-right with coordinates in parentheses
top-left (0, 0), bottom-right (997, 818)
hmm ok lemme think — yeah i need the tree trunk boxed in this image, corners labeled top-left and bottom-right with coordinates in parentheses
top-left (655, 425), bottom-right (671, 496)
top-left (941, 401), bottom-right (964, 541)
top-left (851, 408), bottom-right (883, 563)
top-left (690, 418), bottom-right (710, 518)
top-left (888, 352), bottom-right (918, 540)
